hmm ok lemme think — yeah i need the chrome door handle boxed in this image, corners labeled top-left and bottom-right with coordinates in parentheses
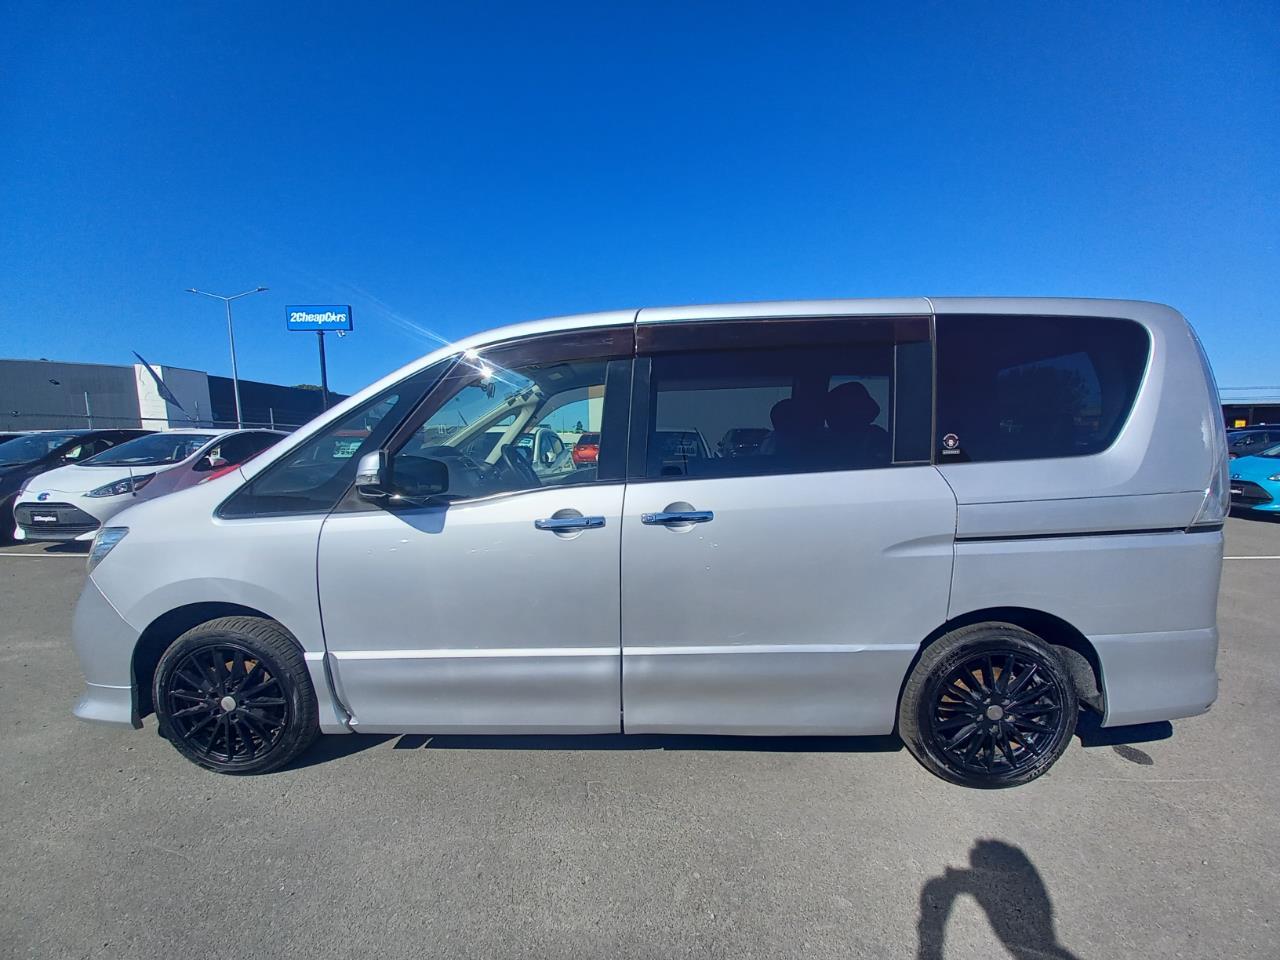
top-left (534, 515), bottom-right (606, 531)
top-left (641, 510), bottom-right (714, 525)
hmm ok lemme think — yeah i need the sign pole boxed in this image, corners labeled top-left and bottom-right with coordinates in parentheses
top-left (287, 306), bottom-right (350, 412)
top-left (317, 330), bottom-right (330, 411)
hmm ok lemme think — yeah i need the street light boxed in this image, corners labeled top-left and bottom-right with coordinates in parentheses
top-left (185, 286), bottom-right (268, 428)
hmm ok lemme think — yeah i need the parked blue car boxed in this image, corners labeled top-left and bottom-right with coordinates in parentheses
top-left (1229, 442), bottom-right (1280, 515)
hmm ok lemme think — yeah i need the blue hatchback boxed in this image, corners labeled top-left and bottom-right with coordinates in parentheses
top-left (1229, 442), bottom-right (1280, 514)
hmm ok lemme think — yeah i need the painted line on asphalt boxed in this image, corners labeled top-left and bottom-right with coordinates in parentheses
top-left (0, 553), bottom-right (86, 559)
top-left (1224, 555), bottom-right (1280, 560)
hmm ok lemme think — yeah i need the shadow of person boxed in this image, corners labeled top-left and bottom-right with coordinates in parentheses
top-left (918, 839), bottom-right (1081, 960)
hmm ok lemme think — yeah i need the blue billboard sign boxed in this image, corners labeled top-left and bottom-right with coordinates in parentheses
top-left (286, 305), bottom-right (353, 332)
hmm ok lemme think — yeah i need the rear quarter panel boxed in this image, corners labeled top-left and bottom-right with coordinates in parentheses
top-left (933, 299), bottom-right (1223, 726)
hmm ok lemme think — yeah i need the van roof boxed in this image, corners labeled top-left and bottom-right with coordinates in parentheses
top-left (453, 296), bottom-right (1183, 356)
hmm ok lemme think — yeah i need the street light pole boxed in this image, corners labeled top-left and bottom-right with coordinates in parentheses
top-left (186, 286), bottom-right (268, 428)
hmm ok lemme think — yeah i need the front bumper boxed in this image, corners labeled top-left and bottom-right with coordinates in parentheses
top-left (1229, 478), bottom-right (1280, 512)
top-left (74, 682), bottom-right (139, 729)
top-left (71, 577), bottom-right (141, 729)
top-left (14, 500), bottom-right (102, 541)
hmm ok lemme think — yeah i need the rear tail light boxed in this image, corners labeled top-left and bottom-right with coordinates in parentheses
top-left (1188, 324), bottom-right (1229, 529)
top-left (1191, 447), bottom-right (1229, 528)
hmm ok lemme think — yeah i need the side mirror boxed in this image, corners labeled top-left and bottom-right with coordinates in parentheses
top-left (355, 450), bottom-right (449, 506)
top-left (192, 455), bottom-right (214, 473)
top-left (354, 451), bottom-right (385, 492)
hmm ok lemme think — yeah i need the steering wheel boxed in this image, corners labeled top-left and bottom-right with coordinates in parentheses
top-left (495, 443), bottom-right (540, 489)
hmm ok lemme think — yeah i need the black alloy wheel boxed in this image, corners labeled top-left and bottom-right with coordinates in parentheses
top-left (898, 623), bottom-right (1079, 788)
top-left (154, 616), bottom-right (318, 774)
top-left (928, 650), bottom-right (1066, 777)
top-left (164, 643), bottom-right (288, 764)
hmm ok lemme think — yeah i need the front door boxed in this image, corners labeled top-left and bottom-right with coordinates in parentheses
top-left (620, 315), bottom-right (956, 735)
top-left (317, 328), bottom-right (633, 733)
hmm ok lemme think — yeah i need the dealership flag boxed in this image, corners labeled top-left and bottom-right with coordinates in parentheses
top-left (133, 352), bottom-right (188, 414)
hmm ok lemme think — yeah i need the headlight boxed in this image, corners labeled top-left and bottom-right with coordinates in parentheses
top-left (86, 474), bottom-right (155, 498)
top-left (87, 527), bottom-right (128, 574)
top-left (1268, 475), bottom-right (1280, 482)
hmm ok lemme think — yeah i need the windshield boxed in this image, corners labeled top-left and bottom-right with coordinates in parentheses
top-left (81, 433), bottom-right (212, 466)
top-left (1256, 442), bottom-right (1280, 459)
top-left (0, 432), bottom-right (82, 465)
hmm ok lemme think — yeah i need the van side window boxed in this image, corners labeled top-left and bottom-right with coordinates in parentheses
top-left (935, 314), bottom-right (1149, 463)
top-left (218, 361), bottom-right (450, 519)
top-left (390, 352), bottom-right (621, 500)
top-left (638, 317), bottom-right (932, 480)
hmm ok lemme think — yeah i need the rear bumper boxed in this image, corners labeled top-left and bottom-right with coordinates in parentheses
top-left (71, 577), bottom-right (141, 729)
top-left (1094, 627), bottom-right (1218, 727)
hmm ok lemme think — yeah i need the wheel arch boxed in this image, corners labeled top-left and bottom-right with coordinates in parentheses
top-left (131, 603), bottom-right (301, 718)
top-left (899, 606), bottom-right (1105, 719)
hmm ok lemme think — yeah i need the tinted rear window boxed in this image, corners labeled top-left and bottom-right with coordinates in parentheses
top-left (936, 314), bottom-right (1149, 463)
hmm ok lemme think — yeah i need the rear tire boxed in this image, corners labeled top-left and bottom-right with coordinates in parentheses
top-left (153, 616), bottom-right (319, 775)
top-left (898, 623), bottom-right (1078, 788)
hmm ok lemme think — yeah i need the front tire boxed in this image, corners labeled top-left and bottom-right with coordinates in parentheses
top-left (898, 623), bottom-right (1078, 788)
top-left (153, 616), bottom-right (319, 775)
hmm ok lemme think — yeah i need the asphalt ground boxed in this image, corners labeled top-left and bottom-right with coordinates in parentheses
top-left (1, 517), bottom-right (1277, 959)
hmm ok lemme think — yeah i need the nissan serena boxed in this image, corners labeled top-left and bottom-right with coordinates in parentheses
top-left (70, 298), bottom-right (1227, 788)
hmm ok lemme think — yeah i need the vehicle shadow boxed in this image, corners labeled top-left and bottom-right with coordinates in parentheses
top-left (280, 732), bottom-right (395, 770)
top-left (284, 731), bottom-right (904, 768)
top-left (918, 839), bottom-right (1082, 959)
top-left (389, 732), bottom-right (904, 753)
top-left (1073, 711), bottom-right (1171, 748)
top-left (10, 542), bottom-right (92, 555)
top-left (284, 706), bottom-right (1175, 772)
top-left (48, 542), bottom-right (90, 554)
top-left (286, 712), bottom-right (1172, 770)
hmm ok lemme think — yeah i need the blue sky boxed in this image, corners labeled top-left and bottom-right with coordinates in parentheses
top-left (2, 2), bottom-right (1276, 393)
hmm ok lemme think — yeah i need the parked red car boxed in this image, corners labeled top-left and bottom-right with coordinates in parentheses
top-left (571, 431), bottom-right (600, 466)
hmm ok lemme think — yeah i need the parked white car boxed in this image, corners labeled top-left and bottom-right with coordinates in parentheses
top-left (13, 428), bottom-right (284, 542)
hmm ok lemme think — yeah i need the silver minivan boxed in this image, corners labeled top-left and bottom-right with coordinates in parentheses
top-left (71, 298), bottom-right (1227, 787)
